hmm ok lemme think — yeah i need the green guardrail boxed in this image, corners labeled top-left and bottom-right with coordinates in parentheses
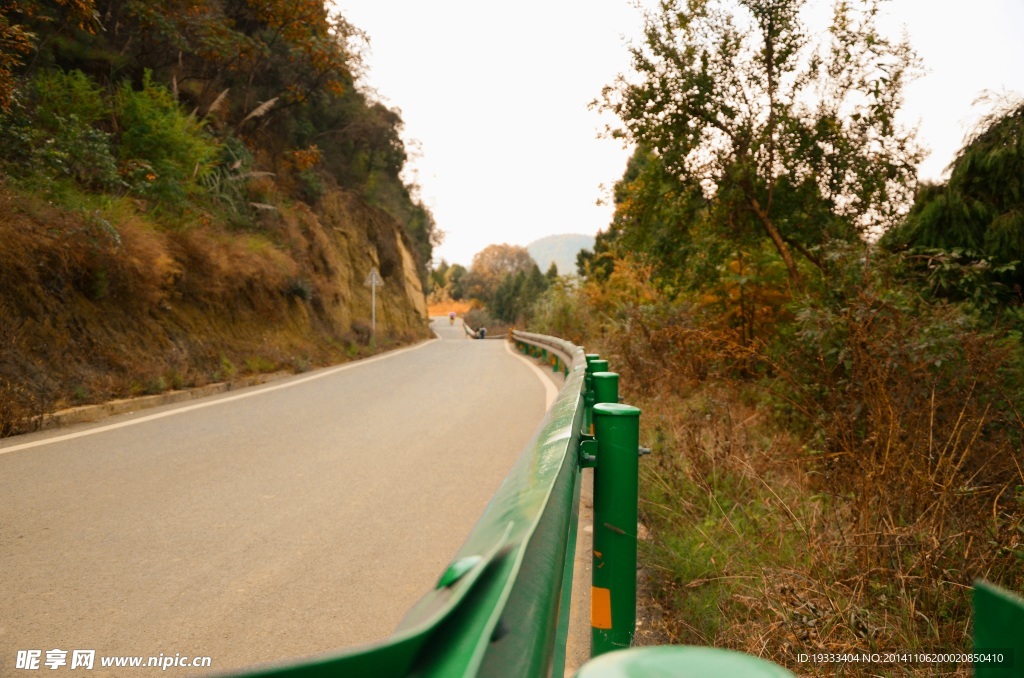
top-left (219, 330), bottom-right (1021, 677)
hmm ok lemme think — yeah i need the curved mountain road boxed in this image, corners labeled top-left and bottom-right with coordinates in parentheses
top-left (0, 319), bottom-right (555, 675)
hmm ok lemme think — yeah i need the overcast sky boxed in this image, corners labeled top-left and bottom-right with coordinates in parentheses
top-left (337, 0), bottom-right (1024, 267)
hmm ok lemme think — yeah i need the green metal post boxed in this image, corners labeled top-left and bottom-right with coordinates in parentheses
top-left (587, 360), bottom-right (610, 434)
top-left (583, 354), bottom-right (600, 433)
top-left (591, 402), bottom-right (641, 657)
top-left (592, 372), bottom-right (618, 407)
top-left (974, 581), bottom-right (1024, 677)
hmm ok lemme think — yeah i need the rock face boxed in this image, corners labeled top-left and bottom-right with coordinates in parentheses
top-left (314, 190), bottom-right (428, 334)
top-left (0, 184), bottom-right (429, 430)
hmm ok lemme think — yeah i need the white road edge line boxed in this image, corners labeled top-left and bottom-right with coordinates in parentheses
top-left (0, 338), bottom-right (439, 455)
top-left (504, 340), bottom-right (559, 410)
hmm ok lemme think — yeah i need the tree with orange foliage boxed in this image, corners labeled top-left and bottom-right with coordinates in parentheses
top-left (0, 0), bottom-right (96, 110)
top-left (463, 244), bottom-right (536, 306)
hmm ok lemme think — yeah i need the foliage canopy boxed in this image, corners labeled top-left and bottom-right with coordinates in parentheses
top-left (462, 244), bottom-right (537, 306)
top-left (599, 0), bottom-right (922, 283)
top-left (884, 98), bottom-right (1024, 313)
top-left (0, 0), bottom-right (439, 278)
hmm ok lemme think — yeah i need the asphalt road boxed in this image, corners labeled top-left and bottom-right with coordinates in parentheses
top-left (0, 319), bottom-right (552, 675)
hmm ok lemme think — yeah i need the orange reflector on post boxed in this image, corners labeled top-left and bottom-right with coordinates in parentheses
top-left (592, 586), bottom-right (612, 629)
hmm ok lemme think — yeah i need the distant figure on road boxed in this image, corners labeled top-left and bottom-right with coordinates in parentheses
top-left (449, 311), bottom-right (455, 325)
top-left (478, 327), bottom-right (486, 339)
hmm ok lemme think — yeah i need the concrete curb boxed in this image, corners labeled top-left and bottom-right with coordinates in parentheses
top-left (31, 334), bottom-right (436, 434)
top-left (38, 371), bottom-right (293, 431)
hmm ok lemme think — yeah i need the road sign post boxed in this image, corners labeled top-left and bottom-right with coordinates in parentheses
top-left (364, 268), bottom-right (383, 336)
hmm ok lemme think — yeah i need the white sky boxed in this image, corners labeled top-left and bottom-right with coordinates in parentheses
top-left (337, 0), bottom-right (1024, 268)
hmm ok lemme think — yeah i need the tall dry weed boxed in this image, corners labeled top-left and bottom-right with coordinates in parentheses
top-left (775, 285), bottom-right (1024, 643)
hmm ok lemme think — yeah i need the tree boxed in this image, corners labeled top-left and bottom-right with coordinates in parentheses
top-left (427, 260), bottom-right (467, 301)
top-left (463, 244), bottom-right (536, 305)
top-left (576, 236), bottom-right (615, 281)
top-left (446, 263), bottom-right (467, 301)
top-left (883, 99), bottom-right (1024, 312)
top-left (601, 0), bottom-right (922, 284)
top-left (492, 263), bottom-right (549, 324)
top-left (593, 145), bottom-right (727, 292)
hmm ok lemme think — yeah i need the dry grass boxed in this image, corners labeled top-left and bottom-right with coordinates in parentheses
top-left (0, 182), bottom-right (430, 436)
top-left (587, 292), bottom-right (1023, 675)
top-left (629, 384), bottom-right (982, 676)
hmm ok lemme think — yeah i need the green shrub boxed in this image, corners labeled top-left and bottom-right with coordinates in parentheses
top-left (215, 355), bottom-right (236, 381)
top-left (296, 168), bottom-right (325, 203)
top-left (32, 69), bottom-right (108, 129)
top-left (0, 70), bottom-right (121, 190)
top-left (143, 376), bottom-right (166, 395)
top-left (116, 71), bottom-right (218, 204)
top-left (244, 356), bottom-right (276, 373)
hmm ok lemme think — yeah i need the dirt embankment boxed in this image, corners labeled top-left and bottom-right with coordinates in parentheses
top-left (0, 183), bottom-right (429, 435)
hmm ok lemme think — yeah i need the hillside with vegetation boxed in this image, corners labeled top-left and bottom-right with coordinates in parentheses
top-left (0, 0), bottom-right (438, 434)
top-left (448, 0), bottom-right (1024, 671)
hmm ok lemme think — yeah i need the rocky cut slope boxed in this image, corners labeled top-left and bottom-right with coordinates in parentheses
top-left (0, 182), bottom-right (429, 436)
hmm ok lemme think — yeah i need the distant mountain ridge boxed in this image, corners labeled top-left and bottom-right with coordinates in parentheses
top-left (527, 234), bottom-right (595, 277)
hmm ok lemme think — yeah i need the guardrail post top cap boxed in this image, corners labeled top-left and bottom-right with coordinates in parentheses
top-left (593, 371), bottom-right (618, 379)
top-left (574, 646), bottom-right (796, 677)
top-left (585, 353), bottom-right (601, 362)
top-left (593, 403), bottom-right (640, 417)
